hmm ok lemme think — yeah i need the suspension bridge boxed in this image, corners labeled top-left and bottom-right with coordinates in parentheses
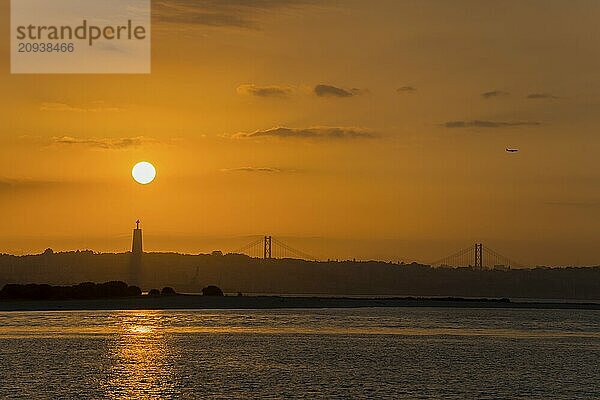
top-left (233, 236), bottom-right (318, 261)
top-left (430, 243), bottom-right (523, 269)
top-left (232, 236), bottom-right (523, 269)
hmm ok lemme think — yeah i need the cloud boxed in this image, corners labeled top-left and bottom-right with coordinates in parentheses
top-left (544, 201), bottom-right (600, 209)
top-left (397, 86), bottom-right (416, 93)
top-left (527, 93), bottom-right (560, 99)
top-left (236, 84), bottom-right (294, 98)
top-left (481, 90), bottom-right (509, 99)
top-left (444, 120), bottom-right (541, 128)
top-left (50, 136), bottom-right (159, 150)
top-left (220, 167), bottom-right (284, 173)
top-left (153, 0), bottom-right (318, 29)
top-left (230, 126), bottom-right (376, 140)
top-left (314, 84), bottom-right (364, 98)
top-left (40, 101), bottom-right (125, 113)
top-left (0, 178), bottom-right (59, 192)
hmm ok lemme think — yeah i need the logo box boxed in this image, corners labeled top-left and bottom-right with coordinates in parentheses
top-left (11, 0), bottom-right (151, 74)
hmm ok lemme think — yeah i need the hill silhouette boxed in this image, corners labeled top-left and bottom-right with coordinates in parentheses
top-left (0, 251), bottom-right (599, 300)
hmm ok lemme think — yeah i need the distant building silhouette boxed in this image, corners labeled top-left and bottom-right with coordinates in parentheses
top-left (132, 219), bottom-right (143, 255)
top-left (129, 220), bottom-right (143, 286)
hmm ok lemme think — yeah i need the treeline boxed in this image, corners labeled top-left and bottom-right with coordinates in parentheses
top-left (0, 281), bottom-right (141, 300)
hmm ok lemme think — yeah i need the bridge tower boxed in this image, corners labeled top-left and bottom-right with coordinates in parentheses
top-left (474, 243), bottom-right (483, 269)
top-left (263, 236), bottom-right (272, 259)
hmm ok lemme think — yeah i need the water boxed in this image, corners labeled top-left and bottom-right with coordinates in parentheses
top-left (0, 307), bottom-right (599, 399)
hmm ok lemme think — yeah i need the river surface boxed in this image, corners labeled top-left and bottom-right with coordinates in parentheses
top-left (0, 307), bottom-right (599, 399)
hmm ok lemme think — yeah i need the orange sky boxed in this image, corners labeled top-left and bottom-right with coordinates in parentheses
top-left (2, 0), bottom-right (600, 266)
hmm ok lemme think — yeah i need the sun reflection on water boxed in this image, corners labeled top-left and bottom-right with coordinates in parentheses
top-left (104, 311), bottom-right (178, 399)
top-left (128, 325), bottom-right (154, 334)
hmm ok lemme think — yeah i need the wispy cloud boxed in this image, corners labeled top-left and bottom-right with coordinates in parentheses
top-left (230, 126), bottom-right (376, 140)
top-left (527, 93), bottom-right (560, 99)
top-left (153, 0), bottom-right (318, 29)
top-left (481, 90), bottom-right (509, 99)
top-left (40, 101), bottom-right (125, 113)
top-left (314, 84), bottom-right (364, 98)
top-left (0, 178), bottom-right (59, 192)
top-left (236, 84), bottom-right (294, 98)
top-left (397, 86), bottom-right (416, 93)
top-left (220, 167), bottom-right (285, 173)
top-left (50, 136), bottom-right (159, 150)
top-left (444, 120), bottom-right (541, 128)
top-left (544, 201), bottom-right (600, 209)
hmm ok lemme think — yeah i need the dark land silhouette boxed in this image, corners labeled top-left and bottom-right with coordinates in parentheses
top-left (1, 251), bottom-right (599, 300)
top-left (0, 281), bottom-right (141, 301)
top-left (3, 292), bottom-right (600, 313)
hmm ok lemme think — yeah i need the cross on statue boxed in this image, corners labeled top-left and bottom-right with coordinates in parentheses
top-left (136, 220), bottom-right (140, 230)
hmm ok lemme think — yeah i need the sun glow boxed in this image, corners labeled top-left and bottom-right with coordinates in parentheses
top-left (132, 161), bottom-right (156, 185)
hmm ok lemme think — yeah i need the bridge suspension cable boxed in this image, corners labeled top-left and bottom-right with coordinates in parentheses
top-left (483, 246), bottom-right (523, 269)
top-left (233, 237), bottom-right (264, 258)
top-left (271, 238), bottom-right (318, 261)
top-left (431, 245), bottom-right (474, 268)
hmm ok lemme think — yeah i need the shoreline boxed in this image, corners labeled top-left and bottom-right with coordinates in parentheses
top-left (1, 295), bottom-right (600, 312)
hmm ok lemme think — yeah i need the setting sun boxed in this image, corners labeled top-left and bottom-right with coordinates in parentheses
top-left (132, 161), bottom-right (156, 185)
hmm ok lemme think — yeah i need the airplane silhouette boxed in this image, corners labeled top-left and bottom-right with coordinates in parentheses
top-left (506, 148), bottom-right (519, 153)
